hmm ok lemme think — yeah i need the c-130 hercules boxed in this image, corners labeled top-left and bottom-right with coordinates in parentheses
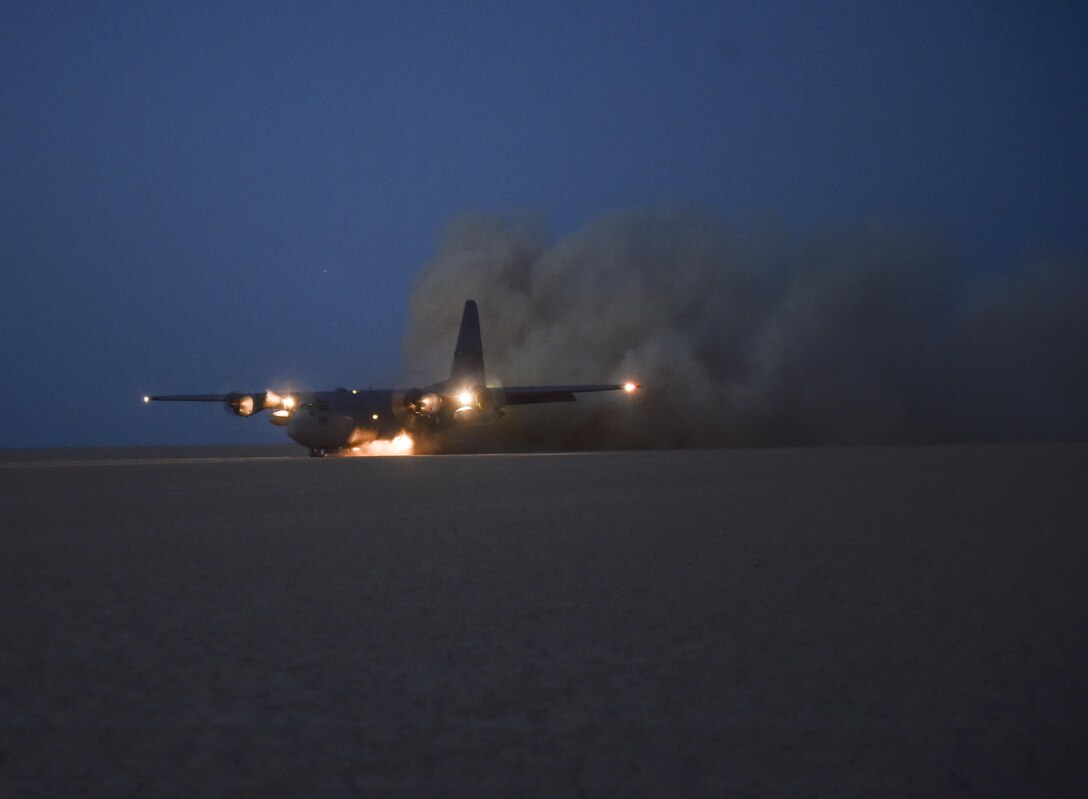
top-left (145, 300), bottom-right (639, 456)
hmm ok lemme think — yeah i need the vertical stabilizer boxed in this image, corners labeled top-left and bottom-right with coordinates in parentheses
top-left (450, 300), bottom-right (485, 386)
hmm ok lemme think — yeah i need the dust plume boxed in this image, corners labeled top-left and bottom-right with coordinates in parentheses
top-left (402, 211), bottom-right (1087, 450)
top-left (344, 432), bottom-right (415, 456)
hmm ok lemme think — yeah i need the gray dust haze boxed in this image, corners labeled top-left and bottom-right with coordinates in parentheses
top-left (403, 212), bottom-right (1087, 450)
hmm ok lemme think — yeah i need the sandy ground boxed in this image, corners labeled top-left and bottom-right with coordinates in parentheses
top-left (1, 444), bottom-right (1085, 796)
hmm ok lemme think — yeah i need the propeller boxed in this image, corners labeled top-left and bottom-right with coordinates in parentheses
top-left (213, 378), bottom-right (256, 434)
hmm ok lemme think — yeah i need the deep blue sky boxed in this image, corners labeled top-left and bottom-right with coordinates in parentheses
top-left (2, 1), bottom-right (1085, 447)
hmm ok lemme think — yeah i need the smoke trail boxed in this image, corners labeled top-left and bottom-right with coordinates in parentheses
top-left (402, 211), bottom-right (1087, 450)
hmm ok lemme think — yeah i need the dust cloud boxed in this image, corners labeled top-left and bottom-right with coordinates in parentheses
top-left (403, 212), bottom-right (1087, 450)
top-left (344, 432), bottom-right (415, 457)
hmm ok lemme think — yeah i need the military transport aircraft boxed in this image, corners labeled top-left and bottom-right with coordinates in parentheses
top-left (144, 300), bottom-right (639, 456)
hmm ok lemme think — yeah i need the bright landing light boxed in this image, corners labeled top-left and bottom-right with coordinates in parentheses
top-left (456, 391), bottom-right (474, 407)
top-left (143, 395), bottom-right (150, 403)
top-left (623, 382), bottom-right (638, 393)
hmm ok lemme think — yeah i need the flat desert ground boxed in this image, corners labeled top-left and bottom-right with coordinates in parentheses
top-left (2, 444), bottom-right (1085, 796)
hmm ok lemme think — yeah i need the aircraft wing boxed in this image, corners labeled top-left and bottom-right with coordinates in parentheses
top-left (499, 384), bottom-right (638, 406)
top-left (145, 394), bottom-right (245, 402)
top-left (144, 391), bottom-right (303, 417)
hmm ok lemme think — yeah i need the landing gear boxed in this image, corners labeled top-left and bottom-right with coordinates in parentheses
top-left (309, 447), bottom-right (326, 458)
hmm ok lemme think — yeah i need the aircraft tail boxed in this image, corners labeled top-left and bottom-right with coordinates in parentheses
top-left (449, 300), bottom-right (485, 386)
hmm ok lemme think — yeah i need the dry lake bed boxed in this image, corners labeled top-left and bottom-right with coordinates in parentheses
top-left (2, 444), bottom-right (1085, 796)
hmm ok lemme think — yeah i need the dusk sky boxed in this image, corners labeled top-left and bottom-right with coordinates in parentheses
top-left (2, 1), bottom-right (1085, 447)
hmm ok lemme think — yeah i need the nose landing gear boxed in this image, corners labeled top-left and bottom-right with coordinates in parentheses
top-left (309, 448), bottom-right (326, 458)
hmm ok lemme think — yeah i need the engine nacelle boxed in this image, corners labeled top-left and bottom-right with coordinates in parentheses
top-left (405, 389), bottom-right (442, 417)
top-left (227, 393), bottom-right (261, 417)
top-left (226, 392), bottom-right (287, 417)
top-left (452, 388), bottom-right (501, 424)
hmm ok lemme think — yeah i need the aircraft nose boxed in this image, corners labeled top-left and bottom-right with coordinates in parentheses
top-left (286, 406), bottom-right (327, 446)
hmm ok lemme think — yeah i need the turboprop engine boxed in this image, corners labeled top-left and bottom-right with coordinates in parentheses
top-left (451, 387), bottom-right (502, 424)
top-left (226, 392), bottom-right (266, 417)
top-left (404, 389), bottom-right (442, 417)
top-left (392, 388), bottom-right (444, 430)
top-left (221, 391), bottom-right (297, 426)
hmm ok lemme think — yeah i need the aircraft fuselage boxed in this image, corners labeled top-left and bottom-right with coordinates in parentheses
top-left (287, 388), bottom-right (406, 453)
